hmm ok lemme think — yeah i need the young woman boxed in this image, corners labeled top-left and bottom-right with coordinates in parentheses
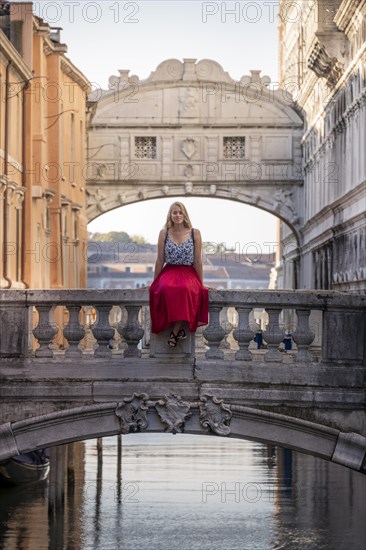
top-left (149, 202), bottom-right (209, 347)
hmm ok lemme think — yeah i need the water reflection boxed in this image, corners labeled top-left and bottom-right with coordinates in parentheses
top-left (0, 435), bottom-right (365, 550)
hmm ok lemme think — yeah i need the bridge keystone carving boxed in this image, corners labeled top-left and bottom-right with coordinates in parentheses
top-left (199, 396), bottom-right (232, 436)
top-left (155, 394), bottom-right (192, 434)
top-left (115, 393), bottom-right (149, 434)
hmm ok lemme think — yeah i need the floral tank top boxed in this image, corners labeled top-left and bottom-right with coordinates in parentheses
top-left (164, 229), bottom-right (194, 266)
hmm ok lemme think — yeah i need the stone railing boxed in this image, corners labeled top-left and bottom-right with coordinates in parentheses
top-left (0, 289), bottom-right (365, 365)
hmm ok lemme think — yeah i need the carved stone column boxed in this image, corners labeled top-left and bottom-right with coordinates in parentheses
top-left (203, 305), bottom-right (226, 359)
top-left (33, 305), bottom-right (59, 358)
top-left (118, 305), bottom-right (144, 358)
top-left (264, 308), bottom-right (284, 362)
top-left (91, 305), bottom-right (115, 358)
top-left (292, 309), bottom-right (315, 363)
top-left (64, 305), bottom-right (85, 358)
top-left (233, 307), bottom-right (254, 361)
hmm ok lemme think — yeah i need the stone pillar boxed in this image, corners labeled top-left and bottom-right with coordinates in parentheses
top-left (0, 178), bottom-right (8, 287)
top-left (0, 291), bottom-right (28, 357)
top-left (322, 307), bottom-right (365, 365)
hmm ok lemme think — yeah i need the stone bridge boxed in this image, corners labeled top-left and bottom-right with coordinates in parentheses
top-left (0, 289), bottom-right (365, 474)
top-left (86, 59), bottom-right (304, 242)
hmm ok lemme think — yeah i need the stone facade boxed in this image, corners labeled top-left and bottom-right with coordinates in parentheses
top-left (278, 0), bottom-right (366, 291)
top-left (0, 2), bottom-right (90, 289)
top-left (86, 58), bottom-right (304, 243)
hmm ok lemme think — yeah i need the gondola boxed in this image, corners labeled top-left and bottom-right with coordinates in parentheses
top-left (0, 450), bottom-right (50, 485)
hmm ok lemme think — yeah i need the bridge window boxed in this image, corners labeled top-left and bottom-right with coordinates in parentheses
top-left (223, 137), bottom-right (246, 159)
top-left (135, 136), bottom-right (157, 159)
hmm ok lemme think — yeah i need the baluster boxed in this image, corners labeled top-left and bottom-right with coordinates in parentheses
top-left (233, 307), bottom-right (254, 361)
top-left (63, 306), bottom-right (85, 358)
top-left (91, 305), bottom-right (115, 358)
top-left (33, 305), bottom-right (58, 358)
top-left (264, 308), bottom-right (284, 362)
top-left (292, 309), bottom-right (315, 362)
top-left (117, 305), bottom-right (144, 358)
top-left (203, 305), bottom-right (226, 359)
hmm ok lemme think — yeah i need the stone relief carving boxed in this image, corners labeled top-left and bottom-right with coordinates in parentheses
top-left (184, 181), bottom-right (193, 194)
top-left (308, 42), bottom-right (343, 86)
top-left (273, 189), bottom-right (299, 224)
top-left (184, 165), bottom-right (193, 178)
top-left (155, 393), bottom-right (192, 434)
top-left (147, 59), bottom-right (183, 82)
top-left (115, 393), bottom-right (149, 434)
top-left (86, 188), bottom-right (106, 212)
top-left (199, 395), bottom-right (232, 436)
top-left (181, 137), bottom-right (197, 159)
top-left (160, 185), bottom-right (169, 195)
top-left (179, 88), bottom-right (199, 114)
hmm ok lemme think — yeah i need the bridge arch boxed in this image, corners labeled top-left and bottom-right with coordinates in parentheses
top-left (86, 59), bottom-right (304, 245)
top-left (1, 401), bottom-right (365, 474)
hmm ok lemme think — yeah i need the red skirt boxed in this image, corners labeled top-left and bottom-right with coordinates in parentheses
top-left (149, 264), bottom-right (209, 334)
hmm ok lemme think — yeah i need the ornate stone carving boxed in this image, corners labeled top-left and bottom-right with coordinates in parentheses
top-left (179, 88), bottom-right (199, 114)
top-left (117, 305), bottom-right (144, 358)
top-left (64, 305), bottom-right (85, 358)
top-left (203, 305), bottom-right (226, 359)
top-left (308, 42), bottom-right (343, 86)
top-left (115, 393), bottom-right (149, 434)
top-left (155, 394), bottom-right (192, 434)
top-left (33, 305), bottom-right (59, 358)
top-left (274, 189), bottom-right (299, 224)
top-left (184, 181), bottom-right (193, 195)
top-left (86, 188), bottom-right (106, 212)
top-left (184, 165), bottom-right (193, 178)
top-left (181, 137), bottom-right (197, 159)
top-left (240, 70), bottom-right (271, 87)
top-left (199, 396), bottom-right (232, 436)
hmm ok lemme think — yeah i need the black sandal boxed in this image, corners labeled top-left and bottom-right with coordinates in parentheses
top-left (176, 329), bottom-right (187, 341)
top-left (168, 331), bottom-right (177, 347)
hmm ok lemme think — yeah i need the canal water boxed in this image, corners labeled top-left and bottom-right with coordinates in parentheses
top-left (0, 434), bottom-right (365, 550)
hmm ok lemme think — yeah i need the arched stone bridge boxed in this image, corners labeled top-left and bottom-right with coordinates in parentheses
top-left (0, 289), bottom-right (365, 474)
top-left (86, 59), bottom-right (304, 242)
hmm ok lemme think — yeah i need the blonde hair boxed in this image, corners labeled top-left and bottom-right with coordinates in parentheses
top-left (165, 202), bottom-right (193, 230)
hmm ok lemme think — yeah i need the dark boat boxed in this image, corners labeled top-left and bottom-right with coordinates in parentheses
top-left (0, 450), bottom-right (50, 484)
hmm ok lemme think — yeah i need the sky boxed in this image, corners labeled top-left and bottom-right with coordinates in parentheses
top-left (17, 0), bottom-right (281, 245)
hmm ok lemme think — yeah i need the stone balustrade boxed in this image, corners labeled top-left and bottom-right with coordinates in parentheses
top-left (0, 289), bottom-right (365, 366)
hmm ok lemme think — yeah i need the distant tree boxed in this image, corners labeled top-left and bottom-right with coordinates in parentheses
top-left (89, 231), bottom-right (149, 244)
top-left (90, 231), bottom-right (131, 243)
top-left (130, 234), bottom-right (148, 244)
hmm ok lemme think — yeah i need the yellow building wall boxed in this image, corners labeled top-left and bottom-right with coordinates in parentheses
top-left (0, 2), bottom-right (90, 290)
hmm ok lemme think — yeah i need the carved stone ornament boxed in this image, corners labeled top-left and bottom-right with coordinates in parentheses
top-left (115, 393), bottom-right (149, 434)
top-left (181, 137), bottom-right (197, 159)
top-left (308, 42), bottom-right (343, 86)
top-left (155, 393), bottom-right (192, 434)
top-left (199, 395), bottom-right (232, 436)
top-left (86, 187), bottom-right (106, 212)
top-left (184, 164), bottom-right (193, 178)
top-left (179, 88), bottom-right (199, 113)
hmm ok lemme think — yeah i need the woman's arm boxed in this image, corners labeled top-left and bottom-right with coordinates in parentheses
top-left (193, 228), bottom-right (204, 283)
top-left (154, 229), bottom-right (166, 279)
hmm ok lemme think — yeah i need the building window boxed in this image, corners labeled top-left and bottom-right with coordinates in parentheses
top-left (147, 266), bottom-right (153, 273)
top-left (125, 266), bottom-right (131, 273)
top-left (223, 137), bottom-right (246, 159)
top-left (135, 137), bottom-right (157, 159)
top-left (102, 266), bottom-right (109, 273)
